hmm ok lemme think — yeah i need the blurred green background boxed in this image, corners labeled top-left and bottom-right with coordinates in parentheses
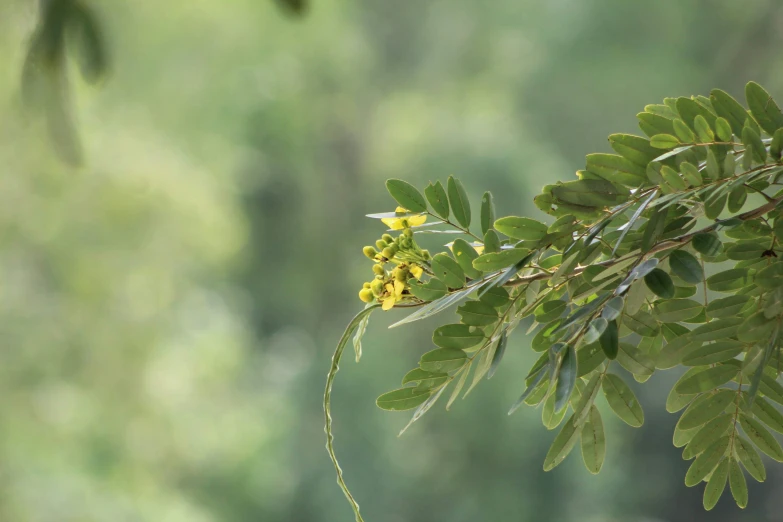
top-left (2, 1), bottom-right (783, 521)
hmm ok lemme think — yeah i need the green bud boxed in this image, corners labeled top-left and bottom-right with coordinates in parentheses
top-left (363, 282), bottom-right (372, 289)
top-left (382, 246), bottom-right (397, 259)
top-left (358, 288), bottom-right (374, 303)
top-left (372, 264), bottom-right (385, 276)
top-left (394, 269), bottom-right (409, 282)
top-left (363, 246), bottom-right (377, 259)
top-left (382, 234), bottom-right (394, 243)
top-left (421, 249), bottom-right (431, 260)
top-left (375, 239), bottom-right (388, 250)
top-left (404, 228), bottom-right (413, 237)
top-left (371, 279), bottom-right (384, 296)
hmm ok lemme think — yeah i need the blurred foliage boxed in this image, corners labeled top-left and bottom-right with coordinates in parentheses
top-left (2, 0), bottom-right (783, 521)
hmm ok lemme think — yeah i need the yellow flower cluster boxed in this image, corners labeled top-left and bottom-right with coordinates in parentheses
top-left (358, 208), bottom-right (430, 310)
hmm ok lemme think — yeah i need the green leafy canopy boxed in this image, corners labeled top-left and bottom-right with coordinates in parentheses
top-left (327, 82), bottom-right (783, 520)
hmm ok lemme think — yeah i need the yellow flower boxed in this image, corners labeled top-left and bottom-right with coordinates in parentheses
top-left (409, 264), bottom-right (424, 279)
top-left (381, 207), bottom-right (427, 230)
top-left (381, 280), bottom-right (405, 310)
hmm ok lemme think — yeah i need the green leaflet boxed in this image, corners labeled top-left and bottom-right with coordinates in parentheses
top-left (608, 133), bottom-right (659, 167)
top-left (754, 262), bottom-right (783, 289)
top-left (710, 88), bottom-right (749, 137)
top-left (487, 329), bottom-right (507, 379)
top-left (667, 368), bottom-right (705, 412)
top-left (585, 153), bottom-right (647, 186)
top-left (739, 414), bottom-right (783, 462)
top-left (479, 285), bottom-right (510, 308)
top-left (535, 300), bottom-right (566, 323)
top-left (735, 435), bottom-right (766, 482)
top-left (623, 310), bottom-right (660, 338)
top-left (742, 126), bottom-right (767, 164)
top-left (408, 278), bottom-right (448, 301)
top-left (705, 295), bottom-right (752, 319)
top-left (447, 176), bottom-right (471, 228)
top-left (725, 241), bottom-right (765, 261)
top-left (683, 414), bottom-right (733, 460)
top-left (386, 179), bottom-right (427, 212)
top-left (677, 96), bottom-right (717, 130)
top-left (728, 458), bottom-right (748, 509)
top-left (727, 186), bottom-right (747, 214)
top-left (673, 118), bottom-right (696, 143)
top-left (494, 216), bottom-right (548, 241)
top-left (694, 114), bottom-right (715, 143)
top-left (583, 318), bottom-right (608, 344)
top-left (480, 192), bottom-right (495, 235)
top-left (715, 117), bottom-right (733, 142)
top-left (688, 317), bottom-right (744, 343)
top-left (675, 366), bottom-right (738, 394)
top-left (432, 324), bottom-right (485, 351)
top-left (738, 311), bottom-right (776, 343)
top-left (401, 368), bottom-right (448, 387)
top-left (572, 372), bottom-right (603, 426)
top-left (483, 229), bottom-right (501, 253)
top-left (451, 238), bottom-right (483, 279)
top-left (669, 250), bottom-right (703, 284)
top-left (419, 347), bottom-right (469, 372)
top-left (682, 340), bottom-right (744, 366)
top-left (431, 253), bottom-right (466, 289)
top-left (509, 365), bottom-right (549, 415)
top-left (644, 268), bottom-right (675, 298)
top-left (577, 342), bottom-right (606, 377)
top-left (542, 391), bottom-right (568, 430)
top-left (389, 285), bottom-right (477, 328)
top-left (554, 344), bottom-right (577, 413)
top-left (703, 458), bottom-right (729, 511)
top-left (677, 389), bottom-right (735, 430)
top-left (650, 134), bottom-right (680, 149)
top-left (601, 296), bottom-right (624, 321)
top-left (751, 397), bottom-right (783, 434)
top-left (602, 373), bottom-right (644, 427)
top-left (551, 179), bottom-right (629, 207)
top-left (653, 299), bottom-right (703, 323)
top-left (746, 81), bottom-right (783, 135)
top-left (674, 424), bottom-right (698, 449)
top-left (684, 436), bottom-right (729, 487)
top-left (543, 412), bottom-right (581, 471)
top-left (580, 406), bottom-right (605, 474)
top-left (692, 233), bottom-right (723, 256)
top-left (616, 343), bottom-right (655, 377)
top-left (457, 300), bottom-right (499, 326)
top-left (376, 387), bottom-right (432, 411)
top-left (425, 181), bottom-right (449, 218)
top-left (599, 319), bottom-right (619, 359)
top-left (472, 248), bottom-right (530, 272)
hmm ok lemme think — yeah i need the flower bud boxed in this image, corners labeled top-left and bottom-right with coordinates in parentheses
top-left (382, 234), bottom-right (394, 243)
top-left (363, 282), bottom-right (372, 289)
top-left (363, 246), bottom-right (377, 259)
top-left (371, 279), bottom-right (384, 296)
top-left (358, 288), bottom-right (374, 303)
top-left (375, 239), bottom-right (388, 250)
top-left (372, 264), bottom-right (385, 276)
top-left (394, 269), bottom-right (409, 282)
top-left (382, 246), bottom-right (397, 259)
top-left (403, 228), bottom-right (413, 238)
top-left (421, 249), bottom-right (431, 260)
